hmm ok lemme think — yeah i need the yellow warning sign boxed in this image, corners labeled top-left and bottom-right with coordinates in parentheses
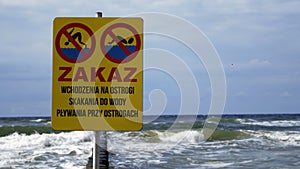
top-left (52, 17), bottom-right (143, 130)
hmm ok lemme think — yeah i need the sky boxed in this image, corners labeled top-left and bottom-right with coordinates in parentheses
top-left (0, 0), bottom-right (300, 117)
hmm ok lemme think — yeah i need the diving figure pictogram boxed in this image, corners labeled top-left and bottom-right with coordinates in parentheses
top-left (64, 28), bottom-right (87, 48)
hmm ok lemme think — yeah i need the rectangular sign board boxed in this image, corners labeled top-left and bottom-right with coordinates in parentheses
top-left (52, 17), bottom-right (143, 130)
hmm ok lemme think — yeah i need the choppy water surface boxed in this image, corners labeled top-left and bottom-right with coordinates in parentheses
top-left (0, 114), bottom-right (299, 168)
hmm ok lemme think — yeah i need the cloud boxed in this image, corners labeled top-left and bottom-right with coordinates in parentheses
top-left (249, 59), bottom-right (271, 65)
top-left (195, 0), bottom-right (300, 53)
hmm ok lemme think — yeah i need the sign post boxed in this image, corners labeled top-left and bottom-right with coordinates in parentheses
top-left (94, 12), bottom-right (108, 169)
top-left (94, 129), bottom-right (108, 168)
top-left (52, 13), bottom-right (143, 168)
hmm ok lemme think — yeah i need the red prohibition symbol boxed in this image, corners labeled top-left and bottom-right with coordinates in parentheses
top-left (55, 23), bottom-right (96, 63)
top-left (100, 23), bottom-right (141, 64)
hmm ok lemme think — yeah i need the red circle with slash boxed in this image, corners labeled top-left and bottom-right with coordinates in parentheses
top-left (100, 23), bottom-right (141, 64)
top-left (55, 23), bottom-right (96, 63)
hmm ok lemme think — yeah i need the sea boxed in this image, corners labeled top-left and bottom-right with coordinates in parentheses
top-left (0, 114), bottom-right (299, 169)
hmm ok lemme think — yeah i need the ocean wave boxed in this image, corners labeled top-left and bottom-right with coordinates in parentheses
top-left (0, 126), bottom-right (55, 137)
top-left (30, 118), bottom-right (47, 123)
top-left (0, 131), bottom-right (93, 168)
top-left (208, 130), bottom-right (250, 141)
top-left (0, 131), bottom-right (93, 149)
top-left (201, 162), bottom-right (234, 168)
top-left (155, 130), bottom-right (205, 143)
top-left (245, 130), bottom-right (300, 146)
top-left (237, 119), bottom-right (300, 127)
top-left (123, 129), bottom-right (250, 144)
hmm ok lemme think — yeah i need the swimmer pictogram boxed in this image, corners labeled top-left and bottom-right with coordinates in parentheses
top-left (107, 36), bottom-right (134, 45)
top-left (55, 23), bottom-right (96, 63)
top-left (100, 23), bottom-right (141, 64)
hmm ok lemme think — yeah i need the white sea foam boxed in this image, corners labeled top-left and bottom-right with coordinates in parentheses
top-left (107, 129), bottom-right (210, 168)
top-left (0, 131), bottom-right (93, 168)
top-left (155, 130), bottom-right (205, 143)
top-left (262, 131), bottom-right (300, 146)
top-left (245, 130), bottom-right (300, 146)
top-left (30, 118), bottom-right (47, 123)
top-left (201, 162), bottom-right (234, 168)
top-left (238, 119), bottom-right (300, 127)
top-left (109, 132), bottom-right (183, 168)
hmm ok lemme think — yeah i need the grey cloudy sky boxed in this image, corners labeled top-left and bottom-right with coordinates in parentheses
top-left (0, 0), bottom-right (299, 117)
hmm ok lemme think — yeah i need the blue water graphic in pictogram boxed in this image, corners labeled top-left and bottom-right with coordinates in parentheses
top-left (105, 46), bottom-right (136, 60)
top-left (61, 48), bottom-right (90, 59)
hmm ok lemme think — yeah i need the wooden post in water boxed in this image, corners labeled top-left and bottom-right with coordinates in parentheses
top-left (93, 11), bottom-right (109, 169)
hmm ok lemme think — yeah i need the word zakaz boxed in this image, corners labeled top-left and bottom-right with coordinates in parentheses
top-left (58, 67), bottom-right (137, 82)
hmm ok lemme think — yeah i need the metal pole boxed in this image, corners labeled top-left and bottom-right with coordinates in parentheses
top-left (96, 12), bottom-right (102, 18)
top-left (93, 131), bottom-right (108, 169)
top-left (93, 11), bottom-right (108, 169)
top-left (93, 131), bottom-right (100, 169)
